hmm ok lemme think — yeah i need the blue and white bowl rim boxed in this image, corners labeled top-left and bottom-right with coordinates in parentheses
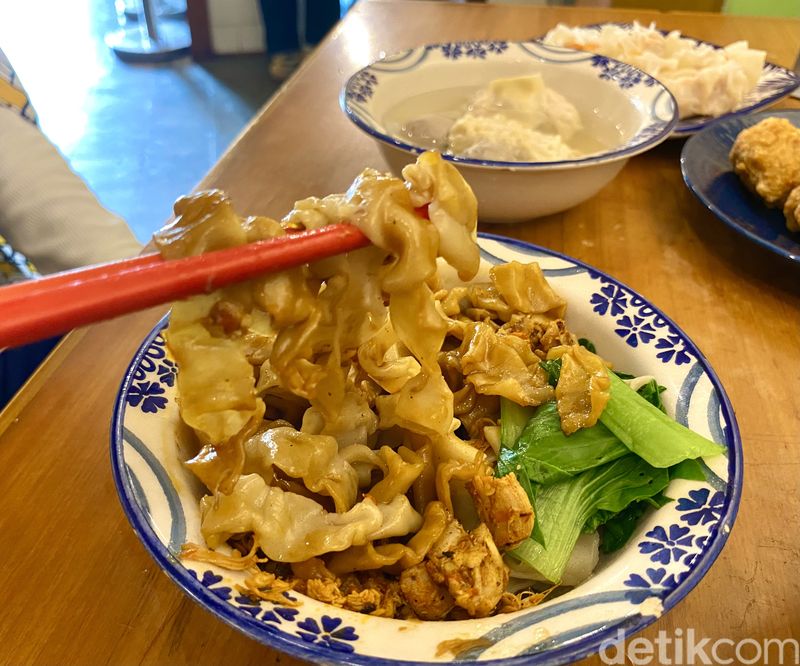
top-left (111, 234), bottom-right (743, 666)
top-left (340, 42), bottom-right (679, 170)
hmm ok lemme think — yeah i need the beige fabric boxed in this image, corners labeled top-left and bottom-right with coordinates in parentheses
top-left (0, 107), bottom-right (142, 274)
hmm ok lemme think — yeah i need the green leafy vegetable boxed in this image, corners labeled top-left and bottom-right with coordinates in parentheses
top-left (585, 491), bottom-right (672, 533)
top-left (498, 402), bottom-right (629, 484)
top-left (669, 457), bottom-right (707, 481)
top-left (599, 372), bottom-right (725, 468)
top-left (594, 493), bottom-right (673, 554)
top-left (498, 349), bottom-right (724, 578)
top-left (499, 397), bottom-right (535, 450)
top-left (513, 464), bottom-right (547, 547)
top-left (509, 456), bottom-right (670, 582)
top-left (635, 378), bottom-right (667, 412)
top-left (578, 338), bottom-right (596, 353)
top-left (539, 358), bottom-right (562, 388)
top-left (596, 502), bottom-right (648, 553)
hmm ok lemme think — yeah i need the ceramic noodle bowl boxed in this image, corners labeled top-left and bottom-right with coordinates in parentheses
top-left (112, 235), bottom-right (741, 666)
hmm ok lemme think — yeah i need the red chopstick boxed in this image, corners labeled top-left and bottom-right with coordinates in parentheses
top-left (0, 223), bottom-right (370, 349)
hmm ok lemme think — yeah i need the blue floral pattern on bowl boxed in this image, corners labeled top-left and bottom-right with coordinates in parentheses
top-left (623, 567), bottom-right (681, 604)
top-left (262, 606), bottom-right (300, 625)
top-left (341, 40), bottom-right (678, 171)
top-left (590, 54), bottom-right (657, 89)
top-left (112, 235), bottom-right (742, 666)
top-left (677, 488), bottom-right (725, 526)
top-left (297, 616), bottom-right (360, 653)
top-left (638, 525), bottom-right (694, 564)
top-left (427, 41), bottom-right (509, 60)
top-left (587, 271), bottom-right (694, 364)
top-left (344, 70), bottom-right (378, 103)
top-left (126, 333), bottom-right (175, 413)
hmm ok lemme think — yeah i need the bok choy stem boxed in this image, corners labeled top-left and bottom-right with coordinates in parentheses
top-left (509, 455), bottom-right (670, 582)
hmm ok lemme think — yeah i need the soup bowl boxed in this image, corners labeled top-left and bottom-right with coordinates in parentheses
top-left (341, 42), bottom-right (678, 223)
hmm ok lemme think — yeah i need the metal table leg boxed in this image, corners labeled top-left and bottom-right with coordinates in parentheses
top-left (106, 0), bottom-right (191, 63)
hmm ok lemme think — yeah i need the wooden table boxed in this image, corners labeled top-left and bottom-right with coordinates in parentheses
top-left (2, 2), bottom-right (799, 664)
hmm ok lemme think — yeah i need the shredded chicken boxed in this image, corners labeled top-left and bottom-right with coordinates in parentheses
top-left (307, 577), bottom-right (385, 613)
top-left (467, 473), bottom-right (534, 549)
top-left (206, 300), bottom-right (248, 336)
top-left (424, 519), bottom-right (508, 618)
top-left (498, 314), bottom-right (577, 356)
top-left (180, 541), bottom-right (262, 570)
top-left (496, 587), bottom-right (555, 614)
top-left (290, 562), bottom-right (405, 617)
top-left (399, 563), bottom-right (455, 620)
top-left (239, 570), bottom-right (300, 606)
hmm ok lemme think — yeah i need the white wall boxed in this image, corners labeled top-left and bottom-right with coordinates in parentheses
top-left (206, 0), bottom-right (265, 54)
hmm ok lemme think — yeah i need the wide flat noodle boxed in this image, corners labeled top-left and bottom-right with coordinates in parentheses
top-left (154, 190), bottom-right (250, 258)
top-left (460, 321), bottom-right (554, 406)
top-left (162, 153), bottom-right (481, 496)
top-left (168, 294), bottom-right (265, 446)
top-left (327, 501), bottom-right (449, 574)
top-left (367, 446), bottom-right (424, 504)
top-left (376, 372), bottom-right (455, 438)
top-left (200, 474), bottom-right (422, 561)
top-left (548, 344), bottom-right (611, 434)
top-left (490, 262), bottom-right (566, 319)
top-left (157, 153), bottom-right (596, 616)
top-left (402, 151), bottom-right (480, 282)
top-left (300, 388), bottom-right (378, 449)
top-left (357, 319), bottom-right (421, 394)
top-left (243, 426), bottom-right (364, 512)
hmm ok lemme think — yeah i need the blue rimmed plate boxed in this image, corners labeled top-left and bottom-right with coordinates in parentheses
top-left (538, 23), bottom-right (800, 137)
top-left (681, 109), bottom-right (800, 263)
top-left (112, 235), bottom-right (741, 665)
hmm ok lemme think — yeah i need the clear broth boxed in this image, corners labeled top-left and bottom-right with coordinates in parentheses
top-left (383, 87), bottom-right (618, 159)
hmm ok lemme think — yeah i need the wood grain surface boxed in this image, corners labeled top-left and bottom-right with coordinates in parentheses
top-left (1, 2), bottom-right (799, 664)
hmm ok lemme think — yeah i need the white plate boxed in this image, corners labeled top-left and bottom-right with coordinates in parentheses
top-left (538, 23), bottom-right (800, 137)
top-left (112, 235), bottom-right (742, 665)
